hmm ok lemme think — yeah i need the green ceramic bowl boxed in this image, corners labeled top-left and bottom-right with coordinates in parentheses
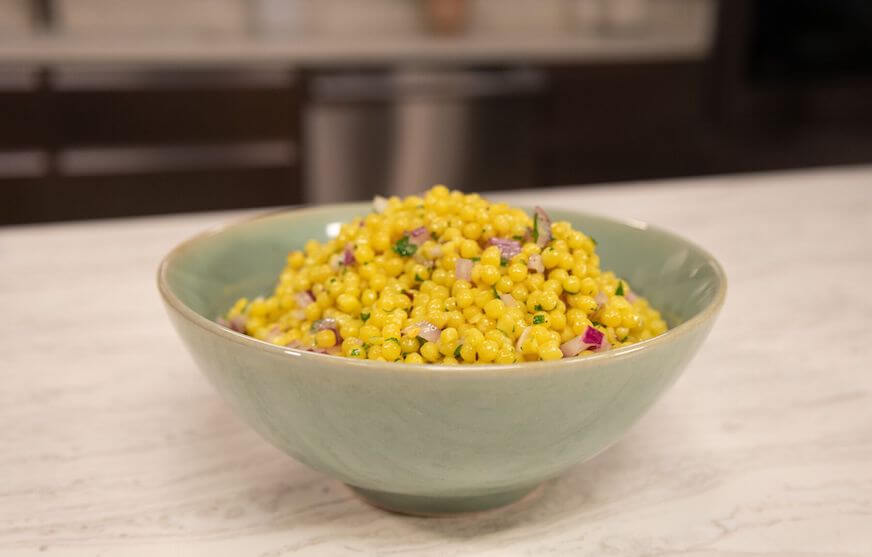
top-left (158, 203), bottom-right (726, 515)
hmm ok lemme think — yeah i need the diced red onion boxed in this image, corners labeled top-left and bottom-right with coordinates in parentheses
top-left (343, 243), bottom-right (356, 266)
top-left (559, 336), bottom-right (592, 357)
top-left (582, 326), bottom-right (604, 346)
top-left (594, 338), bottom-right (612, 353)
top-left (227, 315), bottom-right (247, 333)
top-left (515, 326), bottom-right (532, 351)
top-left (527, 253), bottom-right (544, 274)
top-left (312, 317), bottom-right (338, 331)
top-left (295, 291), bottom-right (315, 308)
top-left (414, 253), bottom-right (435, 269)
top-left (287, 340), bottom-right (341, 356)
top-left (523, 227), bottom-right (534, 244)
top-left (265, 325), bottom-right (283, 343)
top-left (455, 258), bottom-right (473, 281)
top-left (489, 237), bottom-right (522, 260)
top-left (500, 293), bottom-right (518, 307)
top-left (534, 206), bottom-right (553, 248)
top-left (311, 318), bottom-right (341, 345)
top-left (373, 195), bottom-right (388, 213)
top-left (402, 320), bottom-right (441, 343)
top-left (429, 245), bottom-right (443, 258)
top-left (559, 325), bottom-right (606, 357)
top-left (408, 226), bottom-right (431, 246)
top-left (595, 291), bottom-right (608, 307)
top-left (625, 290), bottom-right (638, 303)
top-left (328, 253), bottom-right (343, 269)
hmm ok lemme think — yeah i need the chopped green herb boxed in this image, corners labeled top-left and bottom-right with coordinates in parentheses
top-left (350, 348), bottom-right (361, 356)
top-left (513, 235), bottom-right (524, 242)
top-left (470, 256), bottom-right (480, 262)
top-left (590, 236), bottom-right (598, 246)
top-left (534, 304), bottom-right (543, 311)
top-left (492, 286), bottom-right (499, 299)
top-left (619, 336), bottom-right (628, 342)
top-left (362, 342), bottom-right (371, 350)
top-left (454, 344), bottom-right (463, 358)
top-left (532, 314), bottom-right (545, 324)
top-left (386, 337), bottom-right (400, 345)
top-left (360, 312), bottom-right (370, 322)
top-left (416, 335), bottom-right (428, 345)
top-left (500, 257), bottom-right (508, 267)
top-left (532, 215), bottom-right (539, 242)
top-left (591, 321), bottom-right (602, 327)
top-left (392, 235), bottom-right (417, 257)
top-left (414, 273), bottom-right (423, 282)
top-left (615, 281), bottom-right (624, 296)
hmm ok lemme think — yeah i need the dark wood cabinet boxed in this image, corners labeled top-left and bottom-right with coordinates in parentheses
top-left (1, 69), bottom-right (302, 224)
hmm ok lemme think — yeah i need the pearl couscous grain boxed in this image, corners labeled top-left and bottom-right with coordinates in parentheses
top-left (219, 186), bottom-right (668, 363)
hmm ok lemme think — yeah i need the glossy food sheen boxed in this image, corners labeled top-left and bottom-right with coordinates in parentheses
top-left (222, 186), bottom-right (667, 364)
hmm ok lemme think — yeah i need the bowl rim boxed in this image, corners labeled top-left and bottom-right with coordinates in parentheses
top-left (157, 202), bottom-right (727, 377)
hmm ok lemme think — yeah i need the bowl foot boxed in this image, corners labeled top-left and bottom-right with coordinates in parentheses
top-left (347, 483), bottom-right (542, 516)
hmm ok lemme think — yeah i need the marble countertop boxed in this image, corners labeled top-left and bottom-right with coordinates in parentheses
top-left (2, 167), bottom-right (870, 556)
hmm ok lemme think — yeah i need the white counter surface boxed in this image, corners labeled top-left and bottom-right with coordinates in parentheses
top-left (2, 167), bottom-right (870, 556)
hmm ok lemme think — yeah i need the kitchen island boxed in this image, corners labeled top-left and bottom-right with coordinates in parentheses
top-left (1, 167), bottom-right (870, 556)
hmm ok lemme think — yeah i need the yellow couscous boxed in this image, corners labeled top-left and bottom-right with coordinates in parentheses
top-left (219, 186), bottom-right (668, 364)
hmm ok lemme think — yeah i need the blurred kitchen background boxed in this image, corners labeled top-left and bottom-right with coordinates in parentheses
top-left (2, 0), bottom-right (872, 224)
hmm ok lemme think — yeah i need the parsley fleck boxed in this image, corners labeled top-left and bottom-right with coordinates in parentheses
top-left (454, 344), bottom-right (463, 358)
top-left (532, 216), bottom-right (539, 242)
top-left (386, 337), bottom-right (400, 345)
top-left (362, 342), bottom-right (371, 350)
top-left (470, 256), bottom-right (480, 262)
top-left (513, 235), bottom-right (524, 242)
top-left (620, 336), bottom-right (628, 342)
top-left (615, 281), bottom-right (624, 296)
top-left (416, 335), bottom-right (427, 345)
top-left (492, 286), bottom-right (499, 299)
top-left (350, 348), bottom-right (361, 357)
top-left (533, 314), bottom-right (545, 324)
top-left (534, 304), bottom-right (543, 311)
top-left (590, 236), bottom-right (598, 246)
top-left (414, 273), bottom-right (423, 282)
top-left (591, 321), bottom-right (602, 327)
top-left (392, 235), bottom-right (417, 257)
top-left (360, 312), bottom-right (370, 322)
top-left (500, 257), bottom-right (508, 267)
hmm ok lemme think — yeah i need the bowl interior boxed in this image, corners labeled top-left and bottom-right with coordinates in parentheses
top-left (164, 203), bottom-right (723, 331)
